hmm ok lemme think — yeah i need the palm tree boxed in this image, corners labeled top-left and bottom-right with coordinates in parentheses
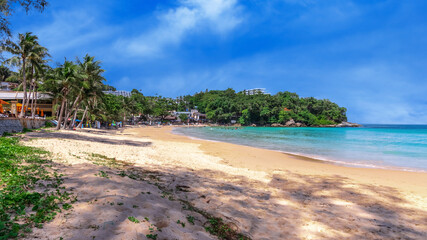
top-left (2, 32), bottom-right (49, 117)
top-left (29, 63), bottom-right (51, 118)
top-left (45, 60), bottom-right (82, 129)
top-left (66, 54), bottom-right (104, 129)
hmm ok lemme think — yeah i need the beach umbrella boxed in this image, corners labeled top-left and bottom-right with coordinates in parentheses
top-left (0, 99), bottom-right (10, 105)
top-left (0, 99), bottom-right (8, 113)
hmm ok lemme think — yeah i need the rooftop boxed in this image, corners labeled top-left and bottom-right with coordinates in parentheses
top-left (103, 90), bottom-right (132, 97)
top-left (0, 91), bottom-right (52, 100)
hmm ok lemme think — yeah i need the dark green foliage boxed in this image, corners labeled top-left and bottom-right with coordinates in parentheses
top-left (177, 220), bottom-right (185, 227)
top-left (186, 215), bottom-right (195, 225)
top-left (101, 84), bottom-right (116, 91)
top-left (178, 113), bottom-right (188, 122)
top-left (174, 89), bottom-right (347, 126)
top-left (146, 234), bottom-right (157, 239)
top-left (0, 65), bottom-right (12, 82)
top-left (0, 137), bottom-right (72, 239)
top-left (44, 121), bottom-right (54, 128)
top-left (204, 217), bottom-right (250, 240)
top-left (1, 132), bottom-right (12, 137)
top-left (21, 128), bottom-right (33, 133)
top-left (108, 88), bottom-right (346, 126)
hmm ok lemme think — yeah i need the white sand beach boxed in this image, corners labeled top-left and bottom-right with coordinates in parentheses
top-left (21, 126), bottom-right (427, 239)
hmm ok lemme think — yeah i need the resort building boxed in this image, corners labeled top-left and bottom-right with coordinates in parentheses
top-left (103, 90), bottom-right (132, 97)
top-left (0, 91), bottom-right (53, 117)
top-left (0, 82), bottom-right (18, 91)
top-left (242, 88), bottom-right (268, 95)
top-left (171, 109), bottom-right (207, 122)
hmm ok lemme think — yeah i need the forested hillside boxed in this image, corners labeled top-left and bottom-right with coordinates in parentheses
top-left (175, 88), bottom-right (347, 126)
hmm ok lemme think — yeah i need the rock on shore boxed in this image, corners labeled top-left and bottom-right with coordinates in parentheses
top-left (270, 120), bottom-right (361, 127)
top-left (336, 122), bottom-right (362, 127)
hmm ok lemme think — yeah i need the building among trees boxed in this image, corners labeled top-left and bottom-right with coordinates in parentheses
top-left (242, 88), bottom-right (268, 95)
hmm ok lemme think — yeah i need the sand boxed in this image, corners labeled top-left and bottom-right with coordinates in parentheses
top-left (21, 126), bottom-right (427, 239)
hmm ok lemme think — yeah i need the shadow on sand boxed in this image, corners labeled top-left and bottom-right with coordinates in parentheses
top-left (23, 131), bottom-right (427, 240)
top-left (24, 130), bottom-right (152, 147)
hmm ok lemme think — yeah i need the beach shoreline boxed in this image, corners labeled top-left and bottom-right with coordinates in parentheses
top-left (137, 125), bottom-right (427, 198)
top-left (172, 126), bottom-right (427, 173)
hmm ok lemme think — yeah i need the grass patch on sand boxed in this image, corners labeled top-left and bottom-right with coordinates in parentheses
top-left (94, 170), bottom-right (110, 179)
top-left (0, 137), bottom-right (73, 239)
top-left (127, 216), bottom-right (140, 223)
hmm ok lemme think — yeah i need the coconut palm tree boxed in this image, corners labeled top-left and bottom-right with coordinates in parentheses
top-left (44, 60), bottom-right (82, 129)
top-left (2, 32), bottom-right (49, 117)
top-left (29, 63), bottom-right (51, 118)
top-left (66, 54), bottom-right (104, 129)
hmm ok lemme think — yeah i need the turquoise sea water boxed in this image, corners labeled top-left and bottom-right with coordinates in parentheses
top-left (173, 125), bottom-right (427, 171)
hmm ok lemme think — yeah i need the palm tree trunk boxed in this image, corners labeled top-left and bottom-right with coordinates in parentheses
top-left (27, 67), bottom-right (36, 118)
top-left (56, 98), bottom-right (66, 130)
top-left (77, 106), bottom-right (88, 128)
top-left (69, 102), bottom-right (81, 129)
top-left (19, 58), bottom-right (27, 118)
top-left (30, 81), bottom-right (36, 118)
top-left (65, 94), bottom-right (81, 128)
top-left (25, 82), bottom-right (32, 113)
top-left (55, 102), bottom-right (60, 119)
top-left (34, 88), bottom-right (39, 118)
top-left (62, 100), bottom-right (69, 129)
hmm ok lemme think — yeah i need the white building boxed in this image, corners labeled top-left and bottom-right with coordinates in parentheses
top-left (103, 90), bottom-right (132, 97)
top-left (172, 109), bottom-right (206, 122)
top-left (0, 82), bottom-right (18, 91)
top-left (242, 88), bottom-right (267, 95)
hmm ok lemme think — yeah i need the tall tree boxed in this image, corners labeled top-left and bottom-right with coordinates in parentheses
top-left (45, 60), bottom-right (81, 129)
top-left (2, 32), bottom-right (48, 117)
top-left (68, 54), bottom-right (105, 128)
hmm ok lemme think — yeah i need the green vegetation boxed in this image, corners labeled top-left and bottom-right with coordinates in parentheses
top-left (127, 216), bottom-right (140, 223)
top-left (204, 217), bottom-right (249, 240)
top-left (178, 113), bottom-right (188, 122)
top-left (0, 137), bottom-right (72, 239)
top-left (175, 89), bottom-right (347, 126)
top-left (94, 170), bottom-right (109, 179)
top-left (187, 215), bottom-right (195, 225)
top-left (176, 220), bottom-right (185, 227)
top-left (97, 88), bottom-right (347, 126)
top-left (146, 234), bottom-right (158, 240)
top-left (2, 32), bottom-right (50, 119)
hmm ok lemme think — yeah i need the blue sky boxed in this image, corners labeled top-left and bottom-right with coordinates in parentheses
top-left (8, 0), bottom-right (427, 124)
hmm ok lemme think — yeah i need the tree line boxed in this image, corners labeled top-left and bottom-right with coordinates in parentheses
top-left (174, 89), bottom-right (347, 126)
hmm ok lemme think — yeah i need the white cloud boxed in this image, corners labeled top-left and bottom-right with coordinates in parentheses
top-left (115, 0), bottom-right (243, 57)
top-left (31, 10), bottom-right (113, 55)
